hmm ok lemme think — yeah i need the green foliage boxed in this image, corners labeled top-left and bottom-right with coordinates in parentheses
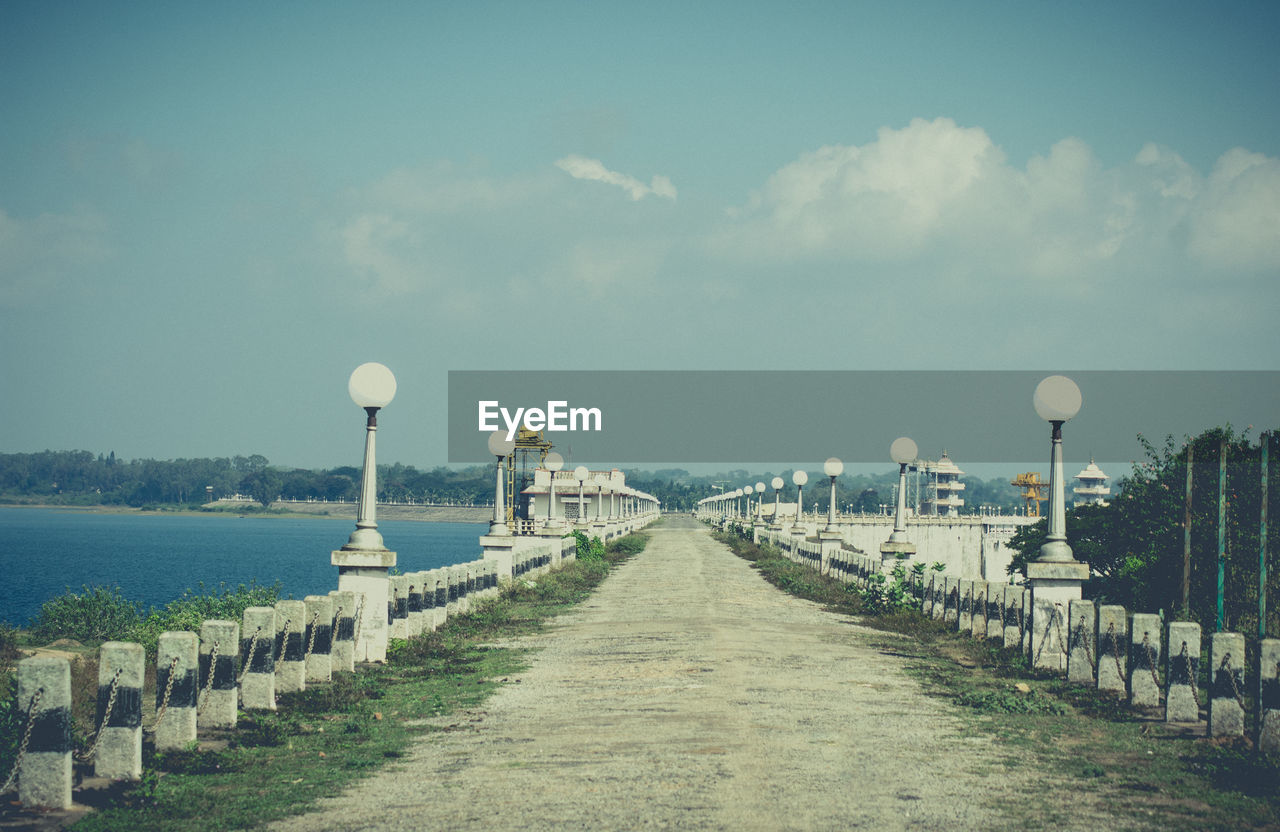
top-left (859, 557), bottom-right (916, 615)
top-left (130, 581), bottom-right (281, 654)
top-left (573, 530), bottom-right (606, 560)
top-left (956, 688), bottom-right (1068, 715)
top-left (31, 585), bottom-right (143, 643)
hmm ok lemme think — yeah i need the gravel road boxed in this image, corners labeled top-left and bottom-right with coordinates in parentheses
top-left (270, 516), bottom-right (1108, 831)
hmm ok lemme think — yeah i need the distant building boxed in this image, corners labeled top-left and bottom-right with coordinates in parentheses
top-left (922, 452), bottom-right (966, 517)
top-left (1073, 459), bottom-right (1111, 507)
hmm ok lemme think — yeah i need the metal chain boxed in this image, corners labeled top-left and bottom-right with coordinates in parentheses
top-left (1, 688), bottom-right (43, 794)
top-left (1178, 642), bottom-right (1202, 710)
top-left (275, 619), bottom-right (291, 663)
top-left (1106, 622), bottom-right (1126, 682)
top-left (78, 669), bottom-right (122, 761)
top-left (330, 606), bottom-right (342, 640)
top-left (1033, 603), bottom-right (1067, 667)
top-left (152, 656), bottom-right (180, 730)
top-left (196, 641), bottom-right (220, 715)
top-left (236, 627), bottom-right (264, 685)
top-left (304, 611), bottom-right (320, 660)
top-left (352, 596), bottom-right (365, 649)
top-left (1140, 633), bottom-right (1162, 692)
top-left (1220, 653), bottom-right (1246, 710)
top-left (1073, 615), bottom-right (1096, 670)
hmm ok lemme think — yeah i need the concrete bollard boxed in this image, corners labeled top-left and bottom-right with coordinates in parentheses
top-left (459, 564), bottom-right (472, 614)
top-left (274, 600), bottom-right (307, 694)
top-left (328, 590), bottom-right (356, 673)
top-left (1020, 589), bottom-right (1032, 658)
top-left (957, 580), bottom-right (973, 634)
top-left (970, 582), bottom-right (987, 638)
top-left (446, 566), bottom-right (461, 617)
top-left (389, 575), bottom-right (410, 640)
top-left (985, 583), bottom-right (1003, 640)
top-left (1208, 631), bottom-right (1246, 737)
top-left (1129, 613), bottom-right (1163, 707)
top-left (240, 606), bottom-right (277, 709)
top-left (94, 642), bottom-right (144, 780)
top-left (433, 570), bottom-right (448, 628)
top-left (417, 574), bottom-right (437, 633)
top-left (16, 657), bottom-right (72, 809)
top-left (198, 620), bottom-right (239, 729)
top-left (1166, 621), bottom-right (1201, 723)
top-left (1002, 586), bottom-right (1021, 648)
top-left (303, 595), bottom-right (333, 683)
top-left (1029, 599), bottom-right (1068, 672)
top-left (1066, 600), bottom-right (1096, 683)
top-left (1096, 605), bottom-right (1127, 694)
top-left (1260, 638), bottom-right (1280, 753)
top-left (943, 577), bottom-right (959, 625)
top-left (155, 631), bottom-right (198, 751)
top-left (406, 573), bottom-right (426, 637)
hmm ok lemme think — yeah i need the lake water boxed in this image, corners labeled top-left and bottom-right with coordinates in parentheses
top-left (0, 507), bottom-right (488, 626)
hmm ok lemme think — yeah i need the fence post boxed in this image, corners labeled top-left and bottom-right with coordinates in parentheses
top-left (1208, 631), bottom-right (1245, 736)
top-left (198, 620), bottom-right (239, 728)
top-left (944, 577), bottom-right (958, 625)
top-left (985, 583), bottom-right (1003, 640)
top-left (1260, 638), bottom-right (1280, 752)
top-left (303, 595), bottom-right (333, 683)
top-left (1096, 605), bottom-right (1127, 694)
top-left (1066, 600), bottom-right (1096, 684)
top-left (1166, 621), bottom-right (1201, 723)
top-left (240, 606), bottom-right (277, 709)
top-left (432, 570), bottom-right (448, 628)
top-left (274, 600), bottom-right (306, 694)
top-left (957, 580), bottom-right (973, 634)
top-left (155, 631), bottom-right (198, 751)
top-left (95, 642), bottom-right (144, 780)
top-left (970, 582), bottom-right (988, 639)
top-left (1002, 586), bottom-right (1020, 648)
top-left (328, 590), bottom-right (356, 673)
top-left (15, 657), bottom-right (72, 809)
top-left (1129, 613), bottom-right (1162, 707)
top-left (389, 575), bottom-right (410, 640)
top-left (406, 573), bottom-right (426, 637)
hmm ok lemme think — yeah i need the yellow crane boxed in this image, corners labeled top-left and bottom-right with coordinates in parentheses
top-left (1010, 472), bottom-right (1048, 517)
top-left (506, 427), bottom-right (553, 525)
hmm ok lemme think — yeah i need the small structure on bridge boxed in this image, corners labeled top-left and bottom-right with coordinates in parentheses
top-left (1072, 458), bottom-right (1111, 506)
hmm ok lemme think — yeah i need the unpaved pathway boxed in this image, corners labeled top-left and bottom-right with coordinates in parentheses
top-left (271, 517), bottom-right (1105, 831)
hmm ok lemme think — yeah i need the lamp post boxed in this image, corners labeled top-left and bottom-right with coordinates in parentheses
top-left (1025, 374), bottom-right (1090, 670)
top-left (770, 476), bottom-right (784, 529)
top-left (331, 362), bottom-right (397, 663)
top-left (755, 481), bottom-right (766, 523)
top-left (544, 452), bottom-right (564, 529)
top-left (881, 437), bottom-right (918, 571)
top-left (488, 430), bottom-right (516, 536)
top-left (791, 470), bottom-right (808, 535)
top-left (821, 457), bottom-right (842, 539)
top-left (743, 485), bottom-right (754, 523)
top-left (574, 465), bottom-right (590, 527)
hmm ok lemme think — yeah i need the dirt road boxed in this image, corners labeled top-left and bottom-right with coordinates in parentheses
top-left (271, 517), bottom-right (1097, 831)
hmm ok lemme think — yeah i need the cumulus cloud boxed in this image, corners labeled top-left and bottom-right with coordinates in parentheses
top-left (554, 155), bottom-right (677, 201)
top-left (710, 117), bottom-right (1280, 281)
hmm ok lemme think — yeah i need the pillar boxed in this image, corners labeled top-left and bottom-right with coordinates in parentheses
top-left (1002, 586), bottom-right (1021, 649)
top-left (94, 642), bottom-right (143, 780)
top-left (1129, 613), bottom-right (1162, 707)
top-left (198, 620), bottom-right (239, 728)
top-left (388, 575), bottom-right (410, 640)
top-left (406, 573), bottom-right (426, 637)
top-left (1208, 631), bottom-right (1245, 736)
top-left (1066, 600), bottom-right (1095, 684)
top-left (155, 631), bottom-right (198, 751)
top-left (240, 606), bottom-right (277, 709)
top-left (274, 600), bottom-right (306, 694)
top-left (985, 583), bottom-right (1004, 640)
top-left (328, 590), bottom-right (356, 673)
top-left (1165, 621), bottom-right (1201, 723)
top-left (1259, 638), bottom-right (1280, 753)
top-left (432, 570), bottom-right (448, 629)
top-left (957, 580), bottom-right (973, 634)
top-left (332, 547), bottom-right (395, 663)
top-left (16, 657), bottom-right (72, 809)
top-left (303, 595), bottom-right (333, 683)
top-left (1096, 605), bottom-right (1127, 694)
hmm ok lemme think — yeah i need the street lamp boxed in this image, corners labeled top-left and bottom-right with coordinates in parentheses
top-left (887, 437), bottom-right (917, 545)
top-left (743, 485), bottom-right (754, 522)
top-left (574, 465), bottom-right (590, 526)
top-left (488, 430), bottom-right (516, 536)
top-left (792, 470), bottom-right (808, 533)
top-left (755, 481), bottom-right (766, 522)
top-left (1033, 375), bottom-right (1082, 562)
top-left (343, 362), bottom-right (397, 551)
top-left (771, 476), bottom-right (783, 528)
top-left (544, 452), bottom-right (564, 528)
top-left (822, 457), bottom-right (842, 538)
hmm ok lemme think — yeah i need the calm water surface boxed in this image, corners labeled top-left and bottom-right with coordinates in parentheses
top-left (0, 508), bottom-right (487, 626)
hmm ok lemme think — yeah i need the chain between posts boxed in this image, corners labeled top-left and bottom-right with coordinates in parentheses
top-left (352, 597), bottom-right (365, 650)
top-left (196, 641), bottom-right (220, 715)
top-left (1220, 653), bottom-right (1246, 710)
top-left (1074, 615), bottom-right (1096, 670)
top-left (1140, 633), bottom-right (1162, 695)
top-left (1106, 622), bottom-right (1125, 682)
top-left (78, 668), bottom-right (122, 762)
top-left (152, 655), bottom-right (180, 730)
top-left (1, 688), bottom-right (43, 794)
top-left (275, 619), bottom-right (291, 663)
top-left (1179, 642), bottom-right (1202, 710)
top-left (304, 612), bottom-right (320, 660)
top-left (237, 627), bottom-right (264, 685)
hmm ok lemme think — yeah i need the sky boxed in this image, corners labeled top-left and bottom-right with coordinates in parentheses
top-left (2, 1), bottom-right (1278, 474)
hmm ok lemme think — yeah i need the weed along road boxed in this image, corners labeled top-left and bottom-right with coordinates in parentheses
top-left (271, 516), bottom-right (1104, 831)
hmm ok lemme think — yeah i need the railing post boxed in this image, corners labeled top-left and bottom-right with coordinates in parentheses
top-left (241, 606), bottom-right (277, 708)
top-left (304, 595), bottom-right (334, 683)
top-left (274, 600), bottom-right (307, 694)
top-left (198, 620), bottom-right (239, 728)
top-left (16, 657), bottom-right (72, 809)
top-left (1129, 613), bottom-right (1162, 707)
top-left (328, 590), bottom-right (356, 672)
top-left (1066, 600), bottom-right (1096, 684)
top-left (1208, 631), bottom-right (1245, 736)
top-left (95, 642), bottom-right (144, 780)
top-left (1096, 606), bottom-right (1127, 694)
top-left (155, 631), bottom-right (198, 751)
top-left (1166, 621), bottom-right (1201, 723)
top-left (1260, 638), bottom-right (1280, 752)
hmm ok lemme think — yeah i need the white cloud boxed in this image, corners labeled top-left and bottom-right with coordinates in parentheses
top-left (554, 155), bottom-right (677, 201)
top-left (339, 212), bottom-right (422, 295)
top-left (1188, 148), bottom-right (1280, 270)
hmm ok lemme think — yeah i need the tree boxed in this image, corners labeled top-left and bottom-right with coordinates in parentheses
top-left (242, 468), bottom-right (284, 508)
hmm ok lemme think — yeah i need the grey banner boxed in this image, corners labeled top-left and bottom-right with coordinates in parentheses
top-left (447, 371), bottom-right (1279, 464)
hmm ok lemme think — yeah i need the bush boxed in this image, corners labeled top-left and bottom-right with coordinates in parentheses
top-left (31, 585), bottom-right (142, 643)
top-left (131, 581), bottom-right (281, 655)
top-left (573, 530), bottom-right (605, 560)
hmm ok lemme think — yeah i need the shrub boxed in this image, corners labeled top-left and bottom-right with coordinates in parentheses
top-left (131, 581), bottom-right (281, 655)
top-left (573, 530), bottom-right (605, 560)
top-left (31, 585), bottom-right (142, 644)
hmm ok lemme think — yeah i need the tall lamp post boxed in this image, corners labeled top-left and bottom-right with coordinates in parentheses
top-left (880, 437), bottom-right (918, 571)
top-left (544, 452), bottom-right (564, 529)
top-left (791, 470), bottom-right (808, 535)
top-left (821, 457), bottom-right (842, 540)
top-left (331, 362), bottom-right (397, 663)
top-left (1025, 375), bottom-right (1089, 670)
top-left (770, 476), bottom-right (784, 529)
top-left (488, 430), bottom-right (516, 536)
top-left (755, 481), bottom-right (766, 523)
top-left (743, 485), bottom-right (754, 523)
top-left (574, 465), bottom-right (590, 527)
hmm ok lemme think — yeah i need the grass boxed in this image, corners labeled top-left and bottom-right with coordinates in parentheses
top-left (712, 527), bottom-right (1280, 832)
top-left (0, 530), bottom-right (650, 831)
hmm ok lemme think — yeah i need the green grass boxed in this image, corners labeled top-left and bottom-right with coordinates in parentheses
top-left (0, 531), bottom-right (652, 831)
top-left (713, 527), bottom-right (1280, 832)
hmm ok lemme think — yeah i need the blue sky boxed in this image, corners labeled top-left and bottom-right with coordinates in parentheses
top-left (2, 1), bottom-right (1278, 471)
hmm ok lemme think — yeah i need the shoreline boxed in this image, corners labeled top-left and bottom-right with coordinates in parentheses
top-left (0, 501), bottom-right (492, 524)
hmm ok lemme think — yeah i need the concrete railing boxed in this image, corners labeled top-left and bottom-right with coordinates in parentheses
top-left (718, 519), bottom-right (1280, 752)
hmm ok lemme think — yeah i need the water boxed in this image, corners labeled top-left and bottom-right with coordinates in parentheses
top-left (0, 507), bottom-right (488, 626)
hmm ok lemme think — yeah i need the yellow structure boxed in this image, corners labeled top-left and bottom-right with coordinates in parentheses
top-left (506, 428), bottom-right (552, 524)
top-left (1011, 472), bottom-right (1048, 518)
